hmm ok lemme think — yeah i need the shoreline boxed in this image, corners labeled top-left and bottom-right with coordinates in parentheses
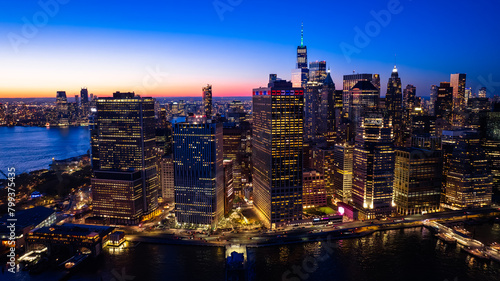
top-left (125, 211), bottom-right (500, 248)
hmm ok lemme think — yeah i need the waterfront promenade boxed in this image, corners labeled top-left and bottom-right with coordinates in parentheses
top-left (126, 206), bottom-right (500, 248)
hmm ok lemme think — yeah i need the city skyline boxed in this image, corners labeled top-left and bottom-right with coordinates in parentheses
top-left (1, 0), bottom-right (500, 98)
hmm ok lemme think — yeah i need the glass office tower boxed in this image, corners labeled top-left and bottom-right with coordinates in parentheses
top-left (252, 76), bottom-right (304, 229)
top-left (91, 92), bottom-right (159, 225)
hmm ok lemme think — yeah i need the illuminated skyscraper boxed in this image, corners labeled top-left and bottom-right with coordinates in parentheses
top-left (347, 81), bottom-right (380, 141)
top-left (484, 109), bottom-right (500, 190)
top-left (445, 132), bottom-right (493, 209)
top-left (372, 74), bottom-right (381, 91)
top-left (479, 87), bottom-right (487, 98)
top-left (435, 82), bottom-right (453, 133)
top-left (203, 84), bottom-right (213, 118)
top-left (430, 85), bottom-right (438, 116)
top-left (393, 148), bottom-right (442, 215)
top-left (309, 61), bottom-right (327, 83)
top-left (342, 73), bottom-right (376, 120)
top-left (160, 156), bottom-right (175, 202)
top-left (450, 73), bottom-right (466, 127)
top-left (304, 79), bottom-right (322, 141)
top-left (173, 121), bottom-right (224, 227)
top-left (333, 143), bottom-right (354, 203)
top-left (386, 66), bottom-right (403, 146)
top-left (291, 24), bottom-right (309, 88)
top-left (252, 76), bottom-right (304, 229)
top-left (352, 112), bottom-right (394, 219)
top-left (319, 71), bottom-right (339, 143)
top-left (56, 91), bottom-right (68, 114)
top-left (223, 159), bottom-right (235, 216)
top-left (91, 92), bottom-right (159, 225)
top-left (312, 146), bottom-right (336, 195)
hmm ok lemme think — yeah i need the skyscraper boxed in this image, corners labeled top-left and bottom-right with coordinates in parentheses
top-left (484, 108), bottom-right (500, 190)
top-left (479, 87), bottom-right (487, 98)
top-left (309, 61), bottom-right (327, 83)
top-left (252, 76), bottom-right (304, 229)
top-left (91, 92), bottom-right (159, 225)
top-left (291, 24), bottom-right (309, 88)
top-left (386, 66), bottom-right (403, 146)
top-left (450, 73), bottom-right (466, 127)
top-left (160, 156), bottom-right (175, 202)
top-left (393, 148), bottom-right (442, 215)
top-left (435, 82), bottom-right (454, 133)
top-left (173, 121), bottom-right (224, 227)
top-left (333, 143), bottom-right (354, 203)
top-left (80, 87), bottom-right (89, 105)
top-left (430, 85), bottom-right (438, 116)
top-left (352, 112), bottom-right (394, 219)
top-left (342, 73), bottom-right (375, 118)
top-left (223, 159), bottom-right (235, 216)
top-left (56, 91), bottom-right (68, 114)
top-left (445, 132), bottom-right (493, 209)
top-left (319, 71), bottom-right (338, 143)
top-left (304, 79), bottom-right (323, 141)
top-left (202, 84), bottom-right (213, 118)
top-left (402, 84), bottom-right (417, 145)
top-left (347, 81), bottom-right (380, 139)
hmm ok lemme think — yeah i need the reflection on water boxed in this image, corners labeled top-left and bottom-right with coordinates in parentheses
top-left (7, 224), bottom-right (500, 281)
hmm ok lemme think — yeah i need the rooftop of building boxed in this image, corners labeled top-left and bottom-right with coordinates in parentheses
top-left (30, 223), bottom-right (114, 237)
top-left (351, 80), bottom-right (378, 91)
top-left (0, 206), bottom-right (55, 233)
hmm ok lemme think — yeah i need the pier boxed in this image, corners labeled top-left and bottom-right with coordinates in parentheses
top-left (424, 220), bottom-right (500, 262)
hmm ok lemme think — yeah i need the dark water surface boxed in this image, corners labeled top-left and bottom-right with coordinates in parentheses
top-left (6, 224), bottom-right (500, 281)
top-left (0, 126), bottom-right (90, 174)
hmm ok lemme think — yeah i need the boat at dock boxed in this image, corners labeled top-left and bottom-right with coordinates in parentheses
top-left (461, 246), bottom-right (490, 260)
top-left (490, 242), bottom-right (500, 252)
top-left (59, 253), bottom-right (90, 271)
top-left (486, 248), bottom-right (500, 263)
top-left (436, 233), bottom-right (456, 244)
top-left (453, 226), bottom-right (471, 236)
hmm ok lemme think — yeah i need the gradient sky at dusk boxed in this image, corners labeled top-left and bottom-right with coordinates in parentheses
top-left (1, 0), bottom-right (499, 98)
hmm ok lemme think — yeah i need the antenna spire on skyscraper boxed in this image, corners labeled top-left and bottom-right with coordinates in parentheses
top-left (301, 22), bottom-right (304, 47)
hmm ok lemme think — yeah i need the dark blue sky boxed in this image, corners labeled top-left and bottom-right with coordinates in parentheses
top-left (1, 0), bottom-right (499, 97)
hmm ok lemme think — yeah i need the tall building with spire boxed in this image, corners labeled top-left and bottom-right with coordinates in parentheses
top-left (386, 66), bottom-right (403, 146)
top-left (291, 23), bottom-right (309, 88)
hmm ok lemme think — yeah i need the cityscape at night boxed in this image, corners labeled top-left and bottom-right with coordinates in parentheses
top-left (1, 0), bottom-right (500, 280)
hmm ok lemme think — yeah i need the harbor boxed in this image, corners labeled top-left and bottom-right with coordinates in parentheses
top-left (424, 220), bottom-right (500, 262)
